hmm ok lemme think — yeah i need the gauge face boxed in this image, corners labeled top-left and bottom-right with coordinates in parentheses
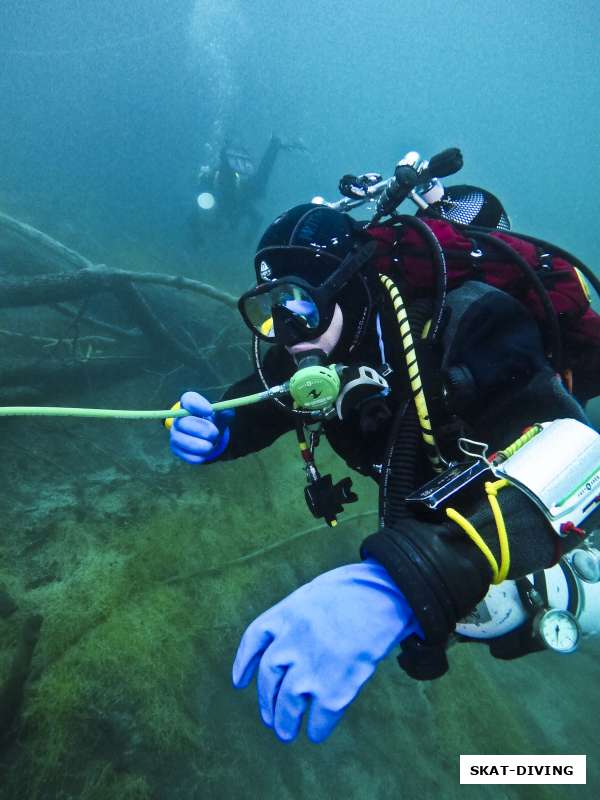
top-left (571, 548), bottom-right (600, 583)
top-left (537, 609), bottom-right (580, 653)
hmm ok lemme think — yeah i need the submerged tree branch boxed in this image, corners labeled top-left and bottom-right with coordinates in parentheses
top-left (0, 211), bottom-right (245, 392)
top-left (0, 210), bottom-right (94, 272)
top-left (0, 265), bottom-right (237, 309)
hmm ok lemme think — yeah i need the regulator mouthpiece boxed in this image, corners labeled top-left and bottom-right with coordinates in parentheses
top-left (293, 349), bottom-right (328, 369)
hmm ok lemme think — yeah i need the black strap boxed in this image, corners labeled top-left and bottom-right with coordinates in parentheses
top-left (559, 559), bottom-right (581, 616)
top-left (517, 561), bottom-right (579, 616)
top-left (516, 572), bottom-right (547, 612)
top-left (533, 570), bottom-right (550, 606)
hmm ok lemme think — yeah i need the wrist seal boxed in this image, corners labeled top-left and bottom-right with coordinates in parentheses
top-left (361, 518), bottom-right (492, 643)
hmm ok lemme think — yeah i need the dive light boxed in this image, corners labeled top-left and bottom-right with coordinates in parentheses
top-left (196, 192), bottom-right (216, 211)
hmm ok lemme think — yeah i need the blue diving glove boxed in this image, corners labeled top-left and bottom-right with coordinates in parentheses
top-left (232, 558), bottom-right (422, 743)
top-left (170, 391), bottom-right (234, 465)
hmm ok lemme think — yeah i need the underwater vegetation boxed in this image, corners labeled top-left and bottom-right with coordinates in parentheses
top-left (2, 427), bottom-right (600, 800)
top-left (0, 417), bottom-right (377, 799)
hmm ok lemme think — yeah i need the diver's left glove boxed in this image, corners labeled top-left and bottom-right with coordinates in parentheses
top-left (232, 559), bottom-right (422, 743)
top-left (169, 391), bottom-right (234, 465)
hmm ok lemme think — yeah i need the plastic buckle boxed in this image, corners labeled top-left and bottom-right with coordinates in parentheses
top-left (539, 252), bottom-right (553, 271)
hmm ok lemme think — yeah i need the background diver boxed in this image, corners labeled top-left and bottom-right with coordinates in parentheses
top-left (191, 134), bottom-right (307, 244)
top-left (168, 151), bottom-right (600, 743)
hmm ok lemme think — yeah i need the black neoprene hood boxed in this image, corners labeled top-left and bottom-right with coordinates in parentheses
top-left (254, 203), bottom-right (357, 284)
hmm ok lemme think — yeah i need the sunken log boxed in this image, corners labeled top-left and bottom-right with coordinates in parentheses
top-left (0, 267), bottom-right (238, 370)
top-left (0, 266), bottom-right (237, 310)
top-left (0, 210), bottom-right (93, 275)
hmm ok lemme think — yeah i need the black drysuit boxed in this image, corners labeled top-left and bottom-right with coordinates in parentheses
top-left (219, 278), bottom-right (597, 648)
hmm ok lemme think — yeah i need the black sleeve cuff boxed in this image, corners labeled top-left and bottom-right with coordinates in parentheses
top-left (361, 518), bottom-right (492, 643)
top-left (361, 483), bottom-right (590, 643)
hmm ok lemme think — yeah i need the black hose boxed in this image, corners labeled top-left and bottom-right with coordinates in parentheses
top-left (394, 215), bottom-right (448, 343)
top-left (380, 299), bottom-right (432, 528)
top-left (469, 230), bottom-right (563, 373)
top-left (471, 226), bottom-right (600, 304)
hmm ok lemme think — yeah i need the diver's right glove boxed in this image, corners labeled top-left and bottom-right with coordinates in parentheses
top-left (232, 558), bottom-right (423, 743)
top-left (169, 391), bottom-right (234, 465)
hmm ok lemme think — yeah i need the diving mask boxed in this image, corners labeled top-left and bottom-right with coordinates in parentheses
top-left (238, 241), bottom-right (377, 347)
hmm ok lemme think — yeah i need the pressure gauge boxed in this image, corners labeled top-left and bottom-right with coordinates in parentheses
top-left (570, 547), bottom-right (600, 583)
top-left (534, 608), bottom-right (581, 653)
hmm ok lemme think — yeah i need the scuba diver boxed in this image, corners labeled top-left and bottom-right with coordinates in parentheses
top-left (169, 148), bottom-right (600, 743)
top-left (192, 134), bottom-right (307, 243)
